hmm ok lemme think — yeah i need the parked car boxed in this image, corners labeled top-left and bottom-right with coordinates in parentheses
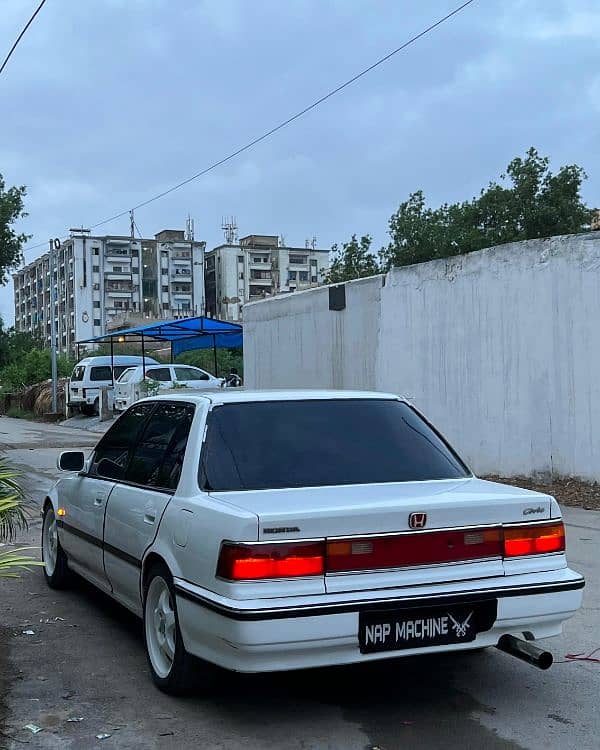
top-left (114, 364), bottom-right (223, 411)
top-left (42, 391), bottom-right (584, 695)
top-left (68, 356), bottom-right (159, 416)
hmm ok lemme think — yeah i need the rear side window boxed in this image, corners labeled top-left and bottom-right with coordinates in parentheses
top-left (175, 366), bottom-right (209, 381)
top-left (146, 367), bottom-right (172, 382)
top-left (125, 403), bottom-right (195, 489)
top-left (89, 366), bottom-right (113, 382)
top-left (200, 399), bottom-right (469, 491)
top-left (93, 403), bottom-right (154, 477)
top-left (71, 366), bottom-right (85, 382)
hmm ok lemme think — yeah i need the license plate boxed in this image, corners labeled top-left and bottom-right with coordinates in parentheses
top-left (359, 600), bottom-right (497, 654)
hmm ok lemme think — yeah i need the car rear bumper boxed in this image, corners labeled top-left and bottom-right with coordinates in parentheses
top-left (174, 568), bottom-right (584, 672)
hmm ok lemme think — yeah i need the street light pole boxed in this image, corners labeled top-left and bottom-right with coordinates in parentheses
top-left (49, 238), bottom-right (59, 412)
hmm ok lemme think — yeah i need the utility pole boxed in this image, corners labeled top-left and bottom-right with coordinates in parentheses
top-left (49, 238), bottom-right (59, 412)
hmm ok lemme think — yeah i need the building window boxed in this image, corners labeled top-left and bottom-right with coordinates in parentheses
top-left (93, 247), bottom-right (99, 255)
top-left (289, 255), bottom-right (308, 265)
top-left (239, 272), bottom-right (244, 280)
top-left (299, 271), bottom-right (308, 282)
top-left (288, 271), bottom-right (297, 281)
top-left (311, 275), bottom-right (318, 283)
top-left (115, 301), bottom-right (123, 308)
top-left (162, 285), bottom-right (168, 292)
top-left (92, 265), bottom-right (100, 272)
top-left (311, 259), bottom-right (318, 266)
top-left (112, 266), bottom-right (122, 273)
top-left (238, 255), bottom-right (244, 263)
top-left (93, 318), bottom-right (101, 326)
top-left (93, 301), bottom-right (100, 308)
top-left (163, 302), bottom-right (169, 310)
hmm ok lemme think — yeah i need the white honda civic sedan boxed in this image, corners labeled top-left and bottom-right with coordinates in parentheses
top-left (41, 391), bottom-right (584, 694)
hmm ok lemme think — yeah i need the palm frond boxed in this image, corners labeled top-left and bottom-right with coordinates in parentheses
top-left (0, 546), bottom-right (43, 578)
top-left (0, 459), bottom-right (28, 542)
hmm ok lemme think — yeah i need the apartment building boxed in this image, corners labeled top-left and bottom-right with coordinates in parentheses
top-left (205, 234), bottom-right (329, 321)
top-left (13, 228), bottom-right (205, 354)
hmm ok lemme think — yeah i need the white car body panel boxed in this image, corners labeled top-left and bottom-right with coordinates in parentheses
top-left (46, 391), bottom-right (585, 675)
top-left (114, 365), bottom-right (222, 411)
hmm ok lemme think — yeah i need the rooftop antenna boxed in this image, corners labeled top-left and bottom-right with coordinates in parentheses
top-left (185, 215), bottom-right (195, 241)
top-left (305, 238), bottom-right (310, 249)
top-left (130, 210), bottom-right (135, 239)
top-left (221, 216), bottom-right (238, 244)
top-left (279, 234), bottom-right (285, 247)
top-left (311, 235), bottom-right (317, 249)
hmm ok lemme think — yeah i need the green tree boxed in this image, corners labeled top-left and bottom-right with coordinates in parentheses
top-left (0, 174), bottom-right (29, 284)
top-left (380, 148), bottom-right (593, 270)
top-left (0, 318), bottom-right (42, 369)
top-left (324, 234), bottom-right (380, 284)
top-left (176, 347), bottom-right (243, 378)
top-left (0, 348), bottom-right (74, 391)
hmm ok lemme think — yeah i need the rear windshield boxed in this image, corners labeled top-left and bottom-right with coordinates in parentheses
top-left (71, 366), bottom-right (85, 381)
top-left (117, 368), bottom-right (136, 383)
top-left (199, 399), bottom-right (469, 491)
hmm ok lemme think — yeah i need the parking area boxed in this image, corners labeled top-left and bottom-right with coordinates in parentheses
top-left (1, 416), bottom-right (599, 749)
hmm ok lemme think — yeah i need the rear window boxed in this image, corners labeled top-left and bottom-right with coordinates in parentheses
top-left (199, 399), bottom-right (469, 491)
top-left (117, 367), bottom-right (136, 383)
top-left (71, 366), bottom-right (85, 381)
top-left (89, 366), bottom-right (113, 381)
top-left (113, 365), bottom-right (132, 379)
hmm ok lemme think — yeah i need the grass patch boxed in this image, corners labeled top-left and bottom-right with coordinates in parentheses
top-left (5, 407), bottom-right (35, 420)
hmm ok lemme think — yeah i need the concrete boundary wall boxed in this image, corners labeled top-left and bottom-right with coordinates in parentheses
top-left (244, 233), bottom-right (600, 481)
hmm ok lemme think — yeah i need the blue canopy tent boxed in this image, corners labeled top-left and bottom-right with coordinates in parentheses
top-left (76, 316), bottom-right (243, 378)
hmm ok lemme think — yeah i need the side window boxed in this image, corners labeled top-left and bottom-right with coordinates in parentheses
top-left (125, 403), bottom-right (195, 489)
top-left (90, 366), bottom-right (113, 381)
top-left (93, 403), bottom-right (154, 478)
top-left (175, 366), bottom-right (209, 381)
top-left (146, 367), bottom-right (172, 382)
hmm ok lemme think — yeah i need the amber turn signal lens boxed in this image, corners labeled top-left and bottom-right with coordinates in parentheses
top-left (503, 522), bottom-right (565, 557)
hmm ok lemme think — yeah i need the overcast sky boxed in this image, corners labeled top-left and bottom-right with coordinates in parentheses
top-left (1, 0), bottom-right (599, 324)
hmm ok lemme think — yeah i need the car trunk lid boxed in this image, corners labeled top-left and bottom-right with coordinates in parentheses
top-left (211, 478), bottom-right (552, 593)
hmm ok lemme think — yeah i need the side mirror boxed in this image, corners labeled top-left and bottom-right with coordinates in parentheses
top-left (97, 457), bottom-right (125, 480)
top-left (57, 451), bottom-right (85, 472)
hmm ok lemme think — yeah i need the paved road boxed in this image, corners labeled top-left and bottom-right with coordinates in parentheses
top-left (0, 416), bottom-right (598, 749)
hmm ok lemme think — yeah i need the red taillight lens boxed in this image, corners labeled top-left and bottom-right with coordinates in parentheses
top-left (326, 528), bottom-right (503, 572)
top-left (217, 541), bottom-right (325, 580)
top-left (503, 522), bottom-right (565, 557)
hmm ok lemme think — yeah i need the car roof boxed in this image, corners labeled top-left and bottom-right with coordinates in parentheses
top-left (74, 355), bottom-right (159, 366)
top-left (143, 389), bottom-right (404, 405)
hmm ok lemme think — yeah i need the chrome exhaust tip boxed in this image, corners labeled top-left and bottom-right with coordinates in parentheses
top-left (496, 634), bottom-right (553, 670)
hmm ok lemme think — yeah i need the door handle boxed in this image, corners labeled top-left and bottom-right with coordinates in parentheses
top-left (144, 510), bottom-right (156, 525)
top-left (94, 492), bottom-right (107, 506)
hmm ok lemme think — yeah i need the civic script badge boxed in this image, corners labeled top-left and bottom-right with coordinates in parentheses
top-left (409, 512), bottom-right (427, 529)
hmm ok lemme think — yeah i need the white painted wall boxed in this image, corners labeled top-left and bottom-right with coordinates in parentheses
top-left (244, 233), bottom-right (600, 481)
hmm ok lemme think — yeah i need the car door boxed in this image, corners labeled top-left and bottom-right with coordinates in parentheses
top-left (58, 402), bottom-right (154, 590)
top-left (103, 401), bottom-right (195, 614)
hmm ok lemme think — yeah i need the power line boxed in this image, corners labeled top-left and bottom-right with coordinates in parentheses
top-left (22, 0), bottom-right (476, 255)
top-left (0, 0), bottom-right (47, 77)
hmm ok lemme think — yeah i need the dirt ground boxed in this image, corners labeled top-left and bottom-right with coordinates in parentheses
top-left (485, 475), bottom-right (600, 511)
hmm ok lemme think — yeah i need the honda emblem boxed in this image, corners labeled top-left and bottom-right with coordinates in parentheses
top-left (409, 512), bottom-right (427, 529)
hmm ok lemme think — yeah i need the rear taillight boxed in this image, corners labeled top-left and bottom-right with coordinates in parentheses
top-left (503, 521), bottom-right (565, 557)
top-left (327, 528), bottom-right (503, 572)
top-left (217, 541), bottom-right (325, 580)
top-left (217, 521), bottom-right (566, 581)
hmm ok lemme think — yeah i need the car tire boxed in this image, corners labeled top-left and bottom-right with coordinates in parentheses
top-left (41, 504), bottom-right (71, 589)
top-left (143, 563), bottom-right (196, 695)
top-left (80, 404), bottom-right (93, 416)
